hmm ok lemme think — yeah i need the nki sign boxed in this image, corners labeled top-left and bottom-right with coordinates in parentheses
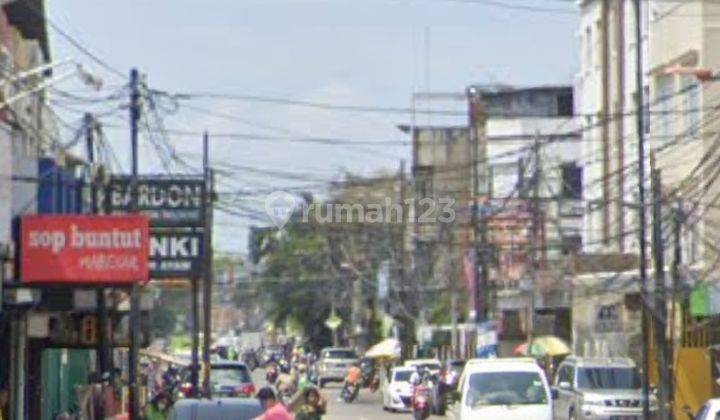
top-left (149, 230), bottom-right (203, 278)
top-left (21, 215), bottom-right (150, 284)
top-left (106, 176), bottom-right (205, 227)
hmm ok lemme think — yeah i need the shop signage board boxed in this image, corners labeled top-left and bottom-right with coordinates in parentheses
top-left (21, 215), bottom-right (149, 284)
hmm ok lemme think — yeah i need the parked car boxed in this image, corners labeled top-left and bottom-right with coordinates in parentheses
top-left (169, 398), bottom-right (263, 420)
top-left (690, 399), bottom-right (720, 419)
top-left (382, 366), bottom-right (415, 412)
top-left (316, 347), bottom-right (359, 388)
top-left (450, 357), bottom-right (552, 420)
top-left (552, 356), bottom-right (658, 420)
top-left (209, 362), bottom-right (256, 398)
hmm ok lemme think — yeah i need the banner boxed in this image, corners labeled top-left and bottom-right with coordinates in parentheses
top-left (22, 215), bottom-right (149, 284)
top-left (464, 249), bottom-right (477, 320)
top-left (149, 230), bottom-right (203, 278)
top-left (105, 176), bottom-right (205, 227)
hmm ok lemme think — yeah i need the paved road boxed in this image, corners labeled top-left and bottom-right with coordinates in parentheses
top-left (251, 368), bottom-right (445, 420)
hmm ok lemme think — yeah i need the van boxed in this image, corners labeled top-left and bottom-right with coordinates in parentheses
top-left (450, 358), bottom-right (552, 420)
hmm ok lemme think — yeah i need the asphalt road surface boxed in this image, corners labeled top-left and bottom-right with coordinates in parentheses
top-left (251, 369), bottom-right (445, 420)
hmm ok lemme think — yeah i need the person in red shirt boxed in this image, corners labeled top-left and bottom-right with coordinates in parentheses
top-left (255, 387), bottom-right (293, 420)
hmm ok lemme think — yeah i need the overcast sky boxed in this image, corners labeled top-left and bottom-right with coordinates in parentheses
top-left (48, 0), bottom-right (578, 252)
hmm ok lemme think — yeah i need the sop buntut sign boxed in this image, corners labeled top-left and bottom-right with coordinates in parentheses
top-left (21, 215), bottom-right (150, 284)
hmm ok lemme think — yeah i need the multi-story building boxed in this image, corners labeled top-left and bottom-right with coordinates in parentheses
top-left (403, 86), bottom-right (581, 354)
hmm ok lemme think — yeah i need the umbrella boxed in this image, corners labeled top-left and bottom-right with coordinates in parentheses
top-left (529, 336), bottom-right (571, 358)
top-left (513, 342), bottom-right (529, 356)
top-left (365, 338), bottom-right (401, 359)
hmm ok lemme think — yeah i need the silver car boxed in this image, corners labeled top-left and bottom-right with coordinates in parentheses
top-left (316, 347), bottom-right (359, 388)
top-left (551, 357), bottom-right (658, 420)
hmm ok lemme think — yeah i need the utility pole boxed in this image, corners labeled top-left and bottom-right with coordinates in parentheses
top-left (398, 159), bottom-right (413, 353)
top-left (468, 88), bottom-right (487, 323)
top-left (202, 131), bottom-right (214, 398)
top-left (530, 134), bottom-right (541, 339)
top-left (128, 67), bottom-right (141, 420)
top-left (651, 167), bottom-right (669, 420)
top-left (85, 113), bottom-right (111, 375)
top-left (670, 199), bottom-right (683, 413)
top-left (633, 0), bottom-right (651, 417)
top-left (191, 269), bottom-right (200, 395)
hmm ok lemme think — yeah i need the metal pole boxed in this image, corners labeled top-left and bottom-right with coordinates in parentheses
top-left (191, 273), bottom-right (200, 397)
top-left (468, 90), bottom-right (483, 323)
top-left (202, 131), bottom-right (213, 398)
top-left (633, 1), bottom-right (651, 417)
top-left (128, 67), bottom-right (141, 420)
top-left (86, 113), bottom-right (111, 376)
top-left (651, 168), bottom-right (669, 420)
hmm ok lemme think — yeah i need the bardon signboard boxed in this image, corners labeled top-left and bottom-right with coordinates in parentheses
top-left (106, 176), bottom-right (205, 227)
top-left (21, 215), bottom-right (150, 284)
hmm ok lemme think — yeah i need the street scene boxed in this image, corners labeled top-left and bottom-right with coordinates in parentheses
top-left (2, 0), bottom-right (720, 419)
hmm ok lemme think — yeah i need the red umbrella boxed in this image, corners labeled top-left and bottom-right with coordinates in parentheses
top-left (513, 342), bottom-right (529, 356)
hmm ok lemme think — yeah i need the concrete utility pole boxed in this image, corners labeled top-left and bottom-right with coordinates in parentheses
top-left (632, 0), bottom-right (651, 417)
top-left (128, 67), bottom-right (141, 420)
top-left (468, 88), bottom-right (488, 323)
top-left (530, 134), bottom-right (542, 339)
top-left (651, 167), bottom-right (669, 420)
top-left (202, 132), bottom-right (214, 398)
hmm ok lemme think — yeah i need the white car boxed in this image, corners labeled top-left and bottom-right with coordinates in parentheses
top-left (382, 367), bottom-right (416, 412)
top-left (450, 358), bottom-right (552, 420)
top-left (693, 399), bottom-right (720, 419)
top-left (403, 358), bottom-right (442, 375)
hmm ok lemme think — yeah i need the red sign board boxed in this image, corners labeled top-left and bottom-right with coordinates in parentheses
top-left (21, 215), bottom-right (150, 284)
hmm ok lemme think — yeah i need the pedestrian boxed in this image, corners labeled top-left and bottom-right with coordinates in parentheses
top-left (0, 388), bottom-right (8, 420)
top-left (295, 387), bottom-right (326, 420)
top-left (255, 387), bottom-right (293, 420)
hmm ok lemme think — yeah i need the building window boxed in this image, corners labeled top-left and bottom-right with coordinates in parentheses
top-left (557, 93), bottom-right (574, 116)
top-left (585, 26), bottom-right (593, 70)
top-left (561, 162), bottom-right (583, 199)
top-left (655, 76), bottom-right (674, 140)
top-left (682, 75), bottom-right (700, 138)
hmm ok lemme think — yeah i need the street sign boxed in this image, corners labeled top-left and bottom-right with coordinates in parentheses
top-left (21, 215), bottom-right (150, 284)
top-left (149, 230), bottom-right (203, 278)
top-left (106, 176), bottom-right (206, 227)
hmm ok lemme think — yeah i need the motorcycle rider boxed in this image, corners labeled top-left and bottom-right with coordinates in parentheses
top-left (340, 362), bottom-right (362, 401)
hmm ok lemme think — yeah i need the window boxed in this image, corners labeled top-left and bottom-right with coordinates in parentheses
top-left (561, 163), bottom-right (583, 199)
top-left (465, 371), bottom-right (547, 407)
top-left (682, 75), bottom-right (700, 138)
top-left (655, 76), bottom-right (674, 140)
top-left (323, 350), bottom-right (358, 359)
top-left (393, 370), bottom-right (413, 382)
top-left (210, 365), bottom-right (252, 386)
top-left (576, 367), bottom-right (640, 390)
top-left (557, 93), bottom-right (573, 116)
top-left (555, 365), bottom-right (572, 386)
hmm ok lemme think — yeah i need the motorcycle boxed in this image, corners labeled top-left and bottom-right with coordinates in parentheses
top-left (341, 382), bottom-right (360, 403)
top-left (266, 365), bottom-right (279, 384)
top-left (242, 349), bottom-right (259, 371)
top-left (412, 385), bottom-right (431, 420)
top-left (278, 358), bottom-right (291, 374)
